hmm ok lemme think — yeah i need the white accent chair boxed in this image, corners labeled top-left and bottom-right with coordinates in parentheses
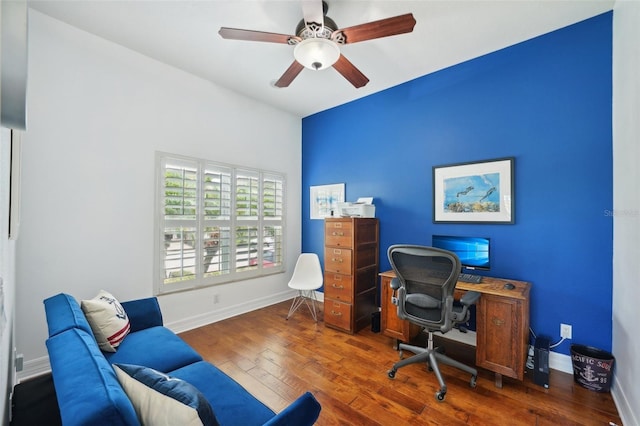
top-left (287, 253), bottom-right (323, 321)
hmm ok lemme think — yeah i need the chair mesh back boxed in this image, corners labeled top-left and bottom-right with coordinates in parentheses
top-left (389, 245), bottom-right (461, 329)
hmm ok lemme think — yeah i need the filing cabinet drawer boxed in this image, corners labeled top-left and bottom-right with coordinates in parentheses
top-left (324, 248), bottom-right (353, 275)
top-left (325, 299), bottom-right (352, 331)
top-left (325, 221), bottom-right (353, 247)
top-left (324, 273), bottom-right (354, 302)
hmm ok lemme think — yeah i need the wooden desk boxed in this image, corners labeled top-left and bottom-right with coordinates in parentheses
top-left (379, 271), bottom-right (531, 388)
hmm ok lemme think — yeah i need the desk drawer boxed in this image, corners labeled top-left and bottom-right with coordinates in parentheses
top-left (324, 248), bottom-right (352, 275)
top-left (325, 299), bottom-right (352, 331)
top-left (324, 273), bottom-right (353, 302)
top-left (325, 221), bottom-right (353, 247)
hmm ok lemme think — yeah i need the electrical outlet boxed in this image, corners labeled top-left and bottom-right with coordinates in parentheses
top-left (560, 323), bottom-right (572, 339)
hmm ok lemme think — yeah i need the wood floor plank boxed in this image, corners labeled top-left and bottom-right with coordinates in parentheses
top-left (179, 301), bottom-right (623, 425)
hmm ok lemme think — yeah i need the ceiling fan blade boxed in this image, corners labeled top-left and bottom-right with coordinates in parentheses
top-left (301, 0), bottom-right (324, 30)
top-left (332, 55), bottom-right (369, 88)
top-left (274, 61), bottom-right (305, 88)
top-left (218, 27), bottom-right (296, 44)
top-left (335, 13), bottom-right (416, 44)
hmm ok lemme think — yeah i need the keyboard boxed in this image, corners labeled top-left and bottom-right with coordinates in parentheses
top-left (459, 273), bottom-right (482, 284)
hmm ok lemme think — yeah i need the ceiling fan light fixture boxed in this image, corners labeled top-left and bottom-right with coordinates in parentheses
top-left (294, 38), bottom-right (339, 71)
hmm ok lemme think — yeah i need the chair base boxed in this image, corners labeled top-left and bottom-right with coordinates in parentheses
top-left (387, 331), bottom-right (477, 401)
top-left (286, 289), bottom-right (320, 322)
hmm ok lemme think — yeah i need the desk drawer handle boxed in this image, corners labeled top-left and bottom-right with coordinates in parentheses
top-left (332, 284), bottom-right (344, 289)
top-left (492, 317), bottom-right (505, 326)
top-left (330, 311), bottom-right (343, 316)
top-left (331, 231), bottom-right (344, 236)
top-left (331, 258), bottom-right (343, 263)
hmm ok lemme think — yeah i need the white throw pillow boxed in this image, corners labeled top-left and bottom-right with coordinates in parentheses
top-left (81, 290), bottom-right (130, 352)
top-left (113, 364), bottom-right (218, 426)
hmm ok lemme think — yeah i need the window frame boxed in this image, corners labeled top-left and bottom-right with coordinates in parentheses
top-left (154, 152), bottom-right (286, 295)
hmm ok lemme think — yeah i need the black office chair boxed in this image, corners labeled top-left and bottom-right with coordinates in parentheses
top-left (386, 245), bottom-right (481, 401)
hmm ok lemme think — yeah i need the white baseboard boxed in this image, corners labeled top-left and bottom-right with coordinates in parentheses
top-left (166, 289), bottom-right (297, 334)
top-left (612, 377), bottom-right (639, 426)
top-left (549, 351), bottom-right (573, 374)
top-left (17, 355), bottom-right (51, 382)
top-left (441, 330), bottom-right (573, 374)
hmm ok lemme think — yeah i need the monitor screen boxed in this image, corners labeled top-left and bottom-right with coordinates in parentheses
top-left (432, 235), bottom-right (490, 270)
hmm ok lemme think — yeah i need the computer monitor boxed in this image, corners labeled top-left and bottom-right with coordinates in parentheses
top-left (432, 235), bottom-right (490, 271)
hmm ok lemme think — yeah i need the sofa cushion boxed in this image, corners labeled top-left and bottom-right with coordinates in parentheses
top-left (120, 297), bottom-right (163, 332)
top-left (114, 364), bottom-right (219, 426)
top-left (44, 293), bottom-right (93, 338)
top-left (104, 326), bottom-right (202, 373)
top-left (46, 328), bottom-right (139, 426)
top-left (81, 290), bottom-right (131, 352)
top-left (169, 361), bottom-right (277, 426)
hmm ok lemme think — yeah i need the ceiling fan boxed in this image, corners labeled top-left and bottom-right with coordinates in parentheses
top-left (218, 0), bottom-right (416, 88)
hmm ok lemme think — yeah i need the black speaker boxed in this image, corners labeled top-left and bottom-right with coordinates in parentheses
top-left (534, 336), bottom-right (550, 388)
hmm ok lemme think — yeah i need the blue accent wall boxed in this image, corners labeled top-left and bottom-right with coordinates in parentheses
top-left (302, 12), bottom-right (613, 356)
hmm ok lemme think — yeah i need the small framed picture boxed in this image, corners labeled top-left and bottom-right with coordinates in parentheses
top-left (310, 183), bottom-right (345, 219)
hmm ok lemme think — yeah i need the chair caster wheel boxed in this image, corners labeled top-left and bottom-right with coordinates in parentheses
top-left (435, 391), bottom-right (446, 401)
top-left (387, 369), bottom-right (396, 379)
top-left (470, 375), bottom-right (477, 388)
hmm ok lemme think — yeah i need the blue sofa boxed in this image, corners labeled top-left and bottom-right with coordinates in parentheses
top-left (43, 293), bottom-right (321, 426)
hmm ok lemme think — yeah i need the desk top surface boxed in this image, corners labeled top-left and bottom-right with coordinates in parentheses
top-left (379, 270), bottom-right (530, 300)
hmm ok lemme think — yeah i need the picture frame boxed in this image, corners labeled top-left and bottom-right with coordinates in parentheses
top-left (433, 157), bottom-right (514, 224)
top-left (310, 183), bottom-right (345, 219)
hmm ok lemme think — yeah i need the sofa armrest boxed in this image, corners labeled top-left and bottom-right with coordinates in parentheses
top-left (262, 392), bottom-right (321, 426)
top-left (121, 297), bottom-right (163, 332)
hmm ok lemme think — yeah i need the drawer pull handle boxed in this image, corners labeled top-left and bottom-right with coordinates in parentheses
top-left (331, 311), bottom-right (343, 316)
top-left (332, 284), bottom-right (344, 289)
top-left (492, 317), bottom-right (505, 326)
top-left (332, 231), bottom-right (344, 236)
top-left (331, 258), bottom-right (343, 263)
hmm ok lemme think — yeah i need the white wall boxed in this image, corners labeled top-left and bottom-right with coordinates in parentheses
top-left (0, 128), bottom-right (17, 425)
top-left (16, 10), bottom-right (302, 378)
top-left (612, 1), bottom-right (640, 424)
top-left (1, 0), bottom-right (23, 420)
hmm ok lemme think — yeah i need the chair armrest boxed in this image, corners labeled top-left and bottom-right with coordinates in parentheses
top-left (121, 297), bottom-right (163, 332)
top-left (460, 291), bottom-right (481, 307)
top-left (262, 392), bottom-right (321, 426)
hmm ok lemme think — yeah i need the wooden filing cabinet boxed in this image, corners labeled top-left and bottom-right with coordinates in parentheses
top-left (324, 217), bottom-right (379, 334)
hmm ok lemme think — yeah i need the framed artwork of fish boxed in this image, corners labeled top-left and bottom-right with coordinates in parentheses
top-left (433, 157), bottom-right (514, 224)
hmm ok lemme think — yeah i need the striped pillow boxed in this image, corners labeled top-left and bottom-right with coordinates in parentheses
top-left (81, 290), bottom-right (131, 352)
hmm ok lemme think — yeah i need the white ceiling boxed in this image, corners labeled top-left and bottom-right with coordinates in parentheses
top-left (28, 0), bottom-right (615, 118)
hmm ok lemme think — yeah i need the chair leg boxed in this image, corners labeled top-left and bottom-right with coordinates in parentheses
top-left (286, 290), bottom-right (319, 322)
top-left (387, 331), bottom-right (477, 401)
top-left (434, 352), bottom-right (478, 378)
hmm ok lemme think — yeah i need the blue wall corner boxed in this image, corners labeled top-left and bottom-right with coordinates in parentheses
top-left (302, 12), bottom-right (613, 355)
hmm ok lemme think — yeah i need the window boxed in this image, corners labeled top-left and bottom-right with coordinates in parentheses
top-left (155, 153), bottom-right (285, 294)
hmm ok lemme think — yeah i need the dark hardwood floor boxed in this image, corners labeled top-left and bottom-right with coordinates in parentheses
top-left (179, 301), bottom-right (622, 426)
